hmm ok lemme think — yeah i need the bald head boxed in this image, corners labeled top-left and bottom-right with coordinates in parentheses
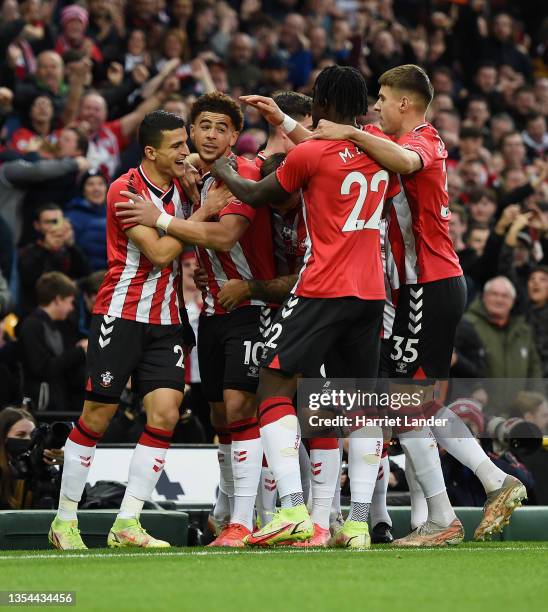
top-left (230, 33), bottom-right (254, 65)
top-left (79, 92), bottom-right (108, 133)
top-left (36, 51), bottom-right (64, 93)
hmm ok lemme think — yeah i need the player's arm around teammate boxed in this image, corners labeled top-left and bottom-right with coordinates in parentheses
top-left (114, 157), bottom-right (244, 252)
top-left (218, 276), bottom-right (298, 311)
top-left (307, 119), bottom-right (422, 174)
top-left (116, 192), bottom-right (248, 252)
top-left (210, 155), bottom-right (290, 208)
top-left (240, 92), bottom-right (422, 175)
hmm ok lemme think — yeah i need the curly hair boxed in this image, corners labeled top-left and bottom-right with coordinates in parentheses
top-left (190, 92), bottom-right (244, 132)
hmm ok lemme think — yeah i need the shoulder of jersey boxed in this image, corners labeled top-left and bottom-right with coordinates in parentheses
top-left (362, 123), bottom-right (383, 136)
top-left (410, 122), bottom-right (437, 139)
top-left (109, 167), bottom-right (140, 192)
top-left (362, 123), bottom-right (396, 142)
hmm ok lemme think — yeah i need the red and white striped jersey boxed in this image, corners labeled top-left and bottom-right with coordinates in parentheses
top-left (387, 123), bottom-right (462, 284)
top-left (194, 156), bottom-right (276, 316)
top-left (94, 165), bottom-right (191, 325)
top-left (87, 120), bottom-right (129, 182)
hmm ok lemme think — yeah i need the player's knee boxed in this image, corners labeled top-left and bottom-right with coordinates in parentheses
top-left (224, 390), bottom-right (256, 422)
top-left (81, 401), bottom-right (117, 434)
top-left (149, 403), bottom-right (180, 431)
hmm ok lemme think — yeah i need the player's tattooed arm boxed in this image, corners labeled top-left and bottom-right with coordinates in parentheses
top-left (218, 275), bottom-right (297, 310)
top-left (239, 95), bottom-right (311, 145)
top-left (309, 120), bottom-right (422, 175)
top-left (211, 157), bottom-right (290, 208)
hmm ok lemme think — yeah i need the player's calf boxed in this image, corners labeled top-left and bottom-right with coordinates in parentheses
top-left (108, 389), bottom-right (181, 547)
top-left (51, 403), bottom-right (116, 550)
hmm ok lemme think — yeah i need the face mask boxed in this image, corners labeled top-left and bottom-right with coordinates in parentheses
top-left (5, 438), bottom-right (32, 458)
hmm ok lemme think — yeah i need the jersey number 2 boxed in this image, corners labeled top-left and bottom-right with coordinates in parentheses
top-left (341, 169), bottom-right (389, 232)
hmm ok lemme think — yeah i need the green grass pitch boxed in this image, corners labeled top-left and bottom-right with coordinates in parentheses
top-left (1, 543), bottom-right (547, 612)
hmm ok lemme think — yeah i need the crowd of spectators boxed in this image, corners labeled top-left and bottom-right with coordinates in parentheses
top-left (0, 0), bottom-right (545, 424)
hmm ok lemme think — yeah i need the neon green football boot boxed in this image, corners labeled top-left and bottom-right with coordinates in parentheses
top-left (245, 504), bottom-right (313, 546)
top-left (107, 518), bottom-right (170, 548)
top-left (328, 520), bottom-right (371, 549)
top-left (48, 517), bottom-right (88, 550)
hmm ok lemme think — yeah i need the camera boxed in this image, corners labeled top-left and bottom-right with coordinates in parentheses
top-left (12, 422), bottom-right (71, 509)
top-left (484, 417), bottom-right (543, 457)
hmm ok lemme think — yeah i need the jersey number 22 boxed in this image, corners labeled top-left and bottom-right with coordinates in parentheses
top-left (341, 169), bottom-right (389, 233)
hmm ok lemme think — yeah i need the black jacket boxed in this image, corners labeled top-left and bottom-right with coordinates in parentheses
top-left (18, 309), bottom-right (86, 411)
top-left (18, 243), bottom-right (90, 316)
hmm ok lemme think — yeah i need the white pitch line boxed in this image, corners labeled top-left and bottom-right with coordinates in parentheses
top-left (0, 546), bottom-right (547, 561)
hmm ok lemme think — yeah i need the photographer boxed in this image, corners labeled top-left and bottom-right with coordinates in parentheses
top-left (0, 407), bottom-right (64, 510)
top-left (441, 400), bottom-right (536, 506)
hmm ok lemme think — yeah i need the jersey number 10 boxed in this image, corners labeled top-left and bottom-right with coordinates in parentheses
top-left (341, 169), bottom-right (389, 233)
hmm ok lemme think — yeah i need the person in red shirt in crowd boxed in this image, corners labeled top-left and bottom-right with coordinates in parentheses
top-left (9, 94), bottom-right (57, 153)
top-left (77, 86), bottom-right (169, 181)
top-left (55, 5), bottom-right (103, 64)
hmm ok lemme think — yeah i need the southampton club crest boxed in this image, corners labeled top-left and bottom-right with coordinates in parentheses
top-left (100, 371), bottom-right (114, 388)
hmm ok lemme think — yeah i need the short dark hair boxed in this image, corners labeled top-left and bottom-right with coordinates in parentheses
top-left (451, 203), bottom-right (468, 224)
top-left (81, 270), bottom-right (106, 296)
top-left (476, 61), bottom-right (497, 72)
top-left (460, 126), bottom-right (483, 140)
top-left (260, 153), bottom-right (286, 178)
top-left (35, 202), bottom-right (61, 221)
top-left (36, 272), bottom-right (77, 306)
top-left (526, 112), bottom-right (544, 125)
top-left (67, 126), bottom-right (89, 156)
top-left (62, 49), bottom-right (86, 65)
top-left (270, 92), bottom-right (312, 135)
top-left (138, 110), bottom-right (186, 155)
top-left (515, 85), bottom-right (534, 97)
top-left (432, 65), bottom-right (453, 79)
top-left (469, 187), bottom-right (497, 204)
top-left (379, 64), bottom-right (434, 108)
top-left (529, 265), bottom-right (548, 279)
top-left (500, 130), bottom-right (523, 149)
top-left (273, 92), bottom-right (312, 120)
top-left (190, 92), bottom-right (243, 132)
top-left (313, 65), bottom-right (368, 118)
top-left (467, 94), bottom-right (489, 108)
